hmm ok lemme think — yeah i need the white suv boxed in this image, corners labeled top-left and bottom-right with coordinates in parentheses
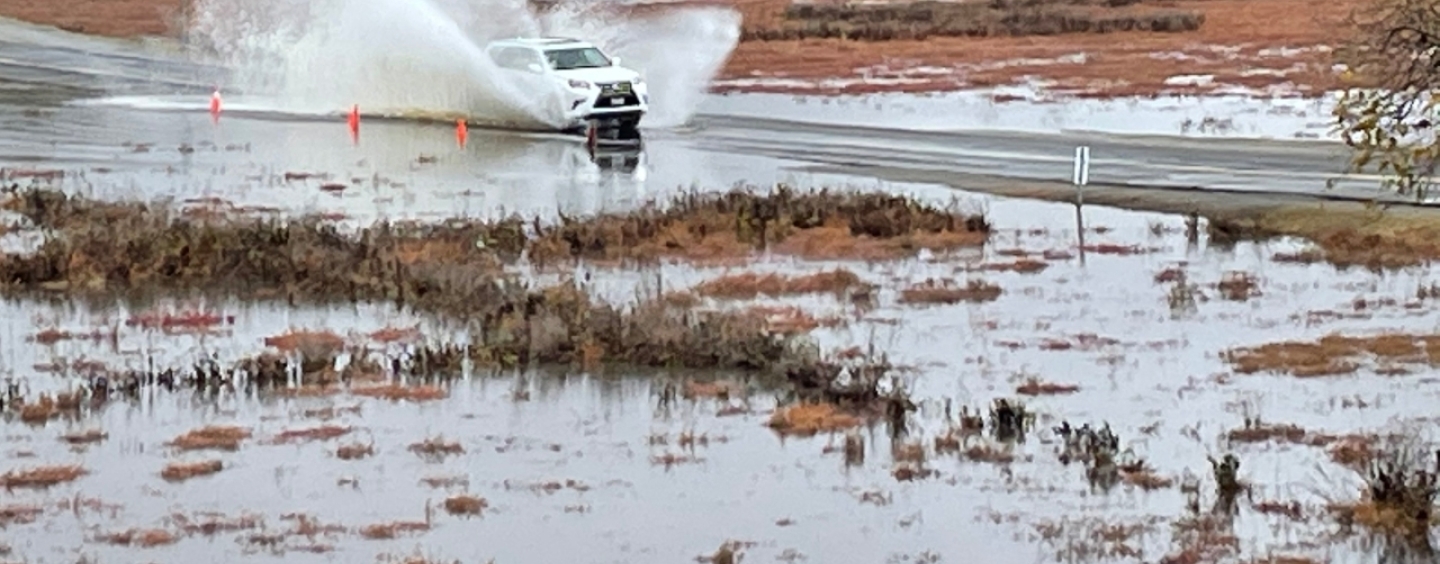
top-left (485, 37), bottom-right (649, 136)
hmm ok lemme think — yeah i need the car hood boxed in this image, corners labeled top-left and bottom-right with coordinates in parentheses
top-left (553, 66), bottom-right (642, 84)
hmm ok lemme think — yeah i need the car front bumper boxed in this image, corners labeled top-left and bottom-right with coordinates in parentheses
top-left (563, 84), bottom-right (649, 128)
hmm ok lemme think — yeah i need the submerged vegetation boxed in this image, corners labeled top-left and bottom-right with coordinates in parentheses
top-left (0, 185), bottom-right (986, 380)
top-left (741, 0), bottom-right (1204, 42)
top-left (1, 169), bottom-right (1438, 563)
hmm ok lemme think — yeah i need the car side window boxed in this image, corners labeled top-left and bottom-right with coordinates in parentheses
top-left (491, 47), bottom-right (542, 72)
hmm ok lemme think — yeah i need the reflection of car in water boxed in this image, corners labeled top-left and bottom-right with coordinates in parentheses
top-left (485, 37), bottom-right (649, 140)
top-left (590, 143), bottom-right (644, 174)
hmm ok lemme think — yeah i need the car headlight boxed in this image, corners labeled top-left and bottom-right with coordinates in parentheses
top-left (568, 79), bottom-right (591, 90)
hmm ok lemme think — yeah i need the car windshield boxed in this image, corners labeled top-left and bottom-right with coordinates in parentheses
top-left (545, 47), bottom-right (611, 70)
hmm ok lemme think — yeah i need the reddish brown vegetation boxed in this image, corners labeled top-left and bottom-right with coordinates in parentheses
top-left (963, 443), bottom-right (1016, 464)
top-left (369, 325), bottom-right (423, 343)
top-left (0, 464), bottom-right (87, 489)
top-left (1223, 333), bottom-right (1440, 377)
top-left (1327, 436), bottom-right (1376, 470)
top-left (1216, 271), bottom-right (1260, 301)
top-left (1252, 500), bottom-right (1305, 521)
top-left (722, 0), bottom-right (1352, 96)
top-left (17, 392), bottom-right (83, 424)
top-left (1121, 469), bottom-right (1174, 490)
top-left (273, 426), bottom-right (351, 444)
top-left (744, 305), bottom-right (844, 334)
top-left (169, 425), bottom-right (251, 451)
top-left (336, 442), bottom-right (375, 460)
top-left (443, 495), bottom-right (487, 516)
top-left (0, 504), bottom-right (44, 527)
top-left (899, 279), bottom-right (1002, 304)
top-left (358, 521), bottom-right (430, 540)
top-left (264, 330), bottom-right (345, 354)
top-left (767, 402), bottom-right (863, 436)
top-left (102, 528), bottom-right (178, 547)
top-left (160, 460), bottom-right (223, 482)
top-left (1224, 420), bottom-right (1376, 459)
top-left (61, 429), bottom-right (108, 445)
top-left (419, 475), bottom-right (469, 489)
top-left (409, 437), bottom-right (465, 461)
top-left (971, 259), bottom-right (1049, 274)
top-left (692, 269), bottom-right (865, 299)
top-left (1083, 243), bottom-right (1159, 256)
top-left (1015, 378), bottom-right (1080, 396)
top-left (125, 309), bottom-right (234, 331)
top-left (350, 384), bottom-right (448, 402)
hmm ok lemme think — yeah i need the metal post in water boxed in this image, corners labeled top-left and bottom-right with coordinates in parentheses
top-left (1072, 146), bottom-right (1091, 266)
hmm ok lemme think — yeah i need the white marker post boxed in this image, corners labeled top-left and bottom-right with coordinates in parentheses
top-left (1071, 145), bottom-right (1091, 205)
top-left (1072, 145), bottom-right (1091, 266)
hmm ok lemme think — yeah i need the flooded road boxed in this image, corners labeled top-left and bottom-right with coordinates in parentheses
top-left (2, 15), bottom-right (1438, 564)
top-left (0, 16), bottom-right (1396, 220)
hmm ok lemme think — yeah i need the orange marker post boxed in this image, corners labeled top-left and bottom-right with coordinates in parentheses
top-left (455, 119), bottom-right (468, 148)
top-left (347, 104), bottom-right (360, 143)
top-left (209, 88), bottom-right (222, 122)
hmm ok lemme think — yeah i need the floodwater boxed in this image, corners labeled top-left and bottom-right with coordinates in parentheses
top-left (2, 14), bottom-right (1440, 564)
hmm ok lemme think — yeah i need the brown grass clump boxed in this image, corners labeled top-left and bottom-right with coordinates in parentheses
top-left (1212, 207), bottom-right (1440, 270)
top-left (61, 429), bottom-right (108, 444)
top-left (692, 269), bottom-right (866, 300)
top-left (1225, 422), bottom-right (1311, 445)
top-left (1015, 378), bottom-right (1080, 396)
top-left (263, 329), bottom-right (345, 354)
top-left (1120, 468), bottom-right (1174, 490)
top-left (972, 259), bottom-right (1049, 274)
top-left (0, 504), bottom-right (44, 527)
top-left (160, 460), bottom-right (223, 482)
top-left (1252, 500), bottom-right (1304, 521)
top-left (420, 475), bottom-right (469, 489)
top-left (1328, 436), bottom-right (1376, 470)
top-left (745, 305), bottom-right (844, 334)
top-left (963, 443), bottom-right (1016, 464)
top-left (766, 402), bottom-right (863, 436)
top-left (524, 186), bottom-right (989, 264)
top-left (1216, 271), bottom-right (1260, 301)
top-left (102, 528), bottom-right (178, 547)
top-left (358, 521), bottom-right (430, 540)
top-left (0, 464), bottom-right (87, 489)
top-left (443, 494), bottom-right (487, 516)
top-left (169, 425), bottom-right (252, 451)
top-left (408, 437), bottom-right (465, 461)
top-left (350, 384), bottom-right (448, 402)
top-left (17, 392), bottom-right (83, 424)
top-left (1326, 440), bottom-right (1439, 537)
top-left (336, 442), bottom-right (375, 460)
top-left (899, 279), bottom-right (1002, 305)
top-left (1222, 332), bottom-right (1440, 377)
top-left (273, 425), bottom-right (351, 444)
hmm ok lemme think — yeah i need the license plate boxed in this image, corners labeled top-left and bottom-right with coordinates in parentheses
top-left (610, 96), bottom-right (626, 106)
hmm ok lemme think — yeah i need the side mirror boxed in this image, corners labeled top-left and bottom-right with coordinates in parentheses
top-left (526, 63), bottom-right (543, 74)
top-left (611, 56), bottom-right (622, 67)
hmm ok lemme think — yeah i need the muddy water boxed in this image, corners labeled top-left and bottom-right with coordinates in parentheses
top-left (4, 14), bottom-right (1440, 564)
top-left (4, 181), bottom-right (1440, 562)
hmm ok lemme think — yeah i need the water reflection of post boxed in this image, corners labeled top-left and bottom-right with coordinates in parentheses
top-left (1071, 146), bottom-right (1091, 267)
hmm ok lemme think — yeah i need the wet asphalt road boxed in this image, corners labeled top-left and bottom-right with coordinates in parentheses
top-left (0, 16), bottom-right (1399, 219)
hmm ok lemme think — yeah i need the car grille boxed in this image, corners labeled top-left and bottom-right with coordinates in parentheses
top-left (594, 92), bottom-right (640, 108)
top-left (598, 81), bottom-right (632, 95)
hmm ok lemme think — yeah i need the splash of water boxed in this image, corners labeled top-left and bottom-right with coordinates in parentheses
top-left (182, 0), bottom-right (739, 130)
